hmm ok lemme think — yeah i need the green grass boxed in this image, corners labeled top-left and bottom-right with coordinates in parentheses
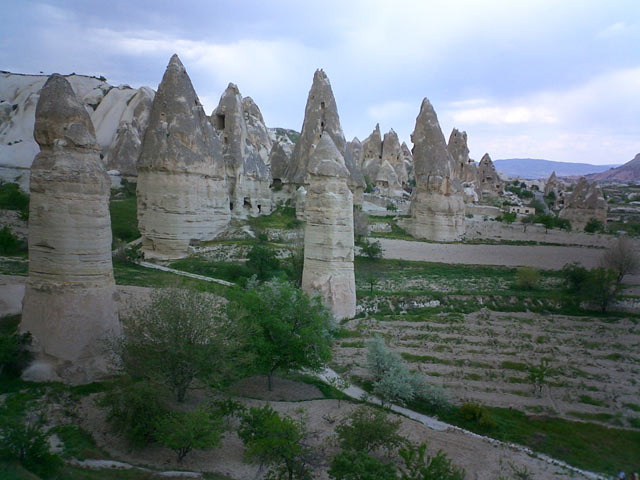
top-left (169, 257), bottom-right (251, 284)
top-left (248, 205), bottom-right (301, 230)
top-left (0, 183), bottom-right (29, 217)
top-left (109, 196), bottom-right (139, 244)
top-left (578, 394), bottom-right (606, 407)
top-left (51, 425), bottom-right (109, 460)
top-left (500, 361), bottom-right (529, 372)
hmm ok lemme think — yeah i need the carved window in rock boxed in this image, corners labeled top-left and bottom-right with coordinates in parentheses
top-left (320, 101), bottom-right (326, 131)
top-left (214, 114), bottom-right (225, 130)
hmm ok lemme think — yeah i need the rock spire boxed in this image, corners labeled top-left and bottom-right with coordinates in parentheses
top-left (136, 54), bottom-right (229, 258)
top-left (559, 177), bottom-right (607, 230)
top-left (408, 99), bottom-right (465, 241)
top-left (20, 74), bottom-right (120, 383)
top-left (302, 134), bottom-right (356, 320)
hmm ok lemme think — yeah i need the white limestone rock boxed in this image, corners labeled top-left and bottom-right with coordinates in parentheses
top-left (409, 99), bottom-right (465, 241)
top-left (302, 134), bottom-right (356, 320)
top-left (136, 55), bottom-right (229, 259)
top-left (20, 74), bottom-right (120, 384)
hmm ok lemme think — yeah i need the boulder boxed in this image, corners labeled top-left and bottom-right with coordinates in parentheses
top-left (20, 74), bottom-right (120, 384)
top-left (302, 134), bottom-right (356, 320)
top-left (136, 54), bottom-right (229, 259)
top-left (409, 99), bottom-right (465, 241)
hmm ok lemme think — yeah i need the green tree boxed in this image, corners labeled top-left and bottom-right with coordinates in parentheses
top-left (583, 267), bottom-right (618, 312)
top-left (0, 329), bottom-right (31, 379)
top-left (601, 235), bottom-right (639, 285)
top-left (113, 288), bottom-right (248, 402)
top-left (515, 267), bottom-right (539, 290)
top-left (329, 450), bottom-right (397, 480)
top-left (247, 244), bottom-right (281, 280)
top-left (359, 239), bottom-right (383, 261)
top-left (155, 408), bottom-right (223, 462)
top-left (334, 406), bottom-right (403, 455)
top-left (240, 280), bottom-right (334, 391)
top-left (239, 405), bottom-right (312, 480)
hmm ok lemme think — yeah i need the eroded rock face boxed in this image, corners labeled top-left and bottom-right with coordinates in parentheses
top-left (286, 69), bottom-right (365, 205)
top-left (20, 74), bottom-right (119, 384)
top-left (447, 128), bottom-right (477, 183)
top-left (477, 153), bottom-right (503, 199)
top-left (136, 54), bottom-right (229, 259)
top-left (409, 99), bottom-right (465, 241)
top-left (559, 177), bottom-right (607, 230)
top-left (302, 134), bottom-right (355, 320)
top-left (381, 129), bottom-right (409, 194)
top-left (360, 124), bottom-right (383, 185)
top-left (211, 84), bottom-right (272, 218)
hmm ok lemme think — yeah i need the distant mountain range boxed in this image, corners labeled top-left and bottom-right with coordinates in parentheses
top-left (493, 158), bottom-right (621, 179)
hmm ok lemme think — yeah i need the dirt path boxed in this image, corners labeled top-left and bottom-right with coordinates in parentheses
top-left (376, 238), bottom-right (604, 270)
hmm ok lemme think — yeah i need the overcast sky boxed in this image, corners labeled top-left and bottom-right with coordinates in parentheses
top-left (2, 0), bottom-right (639, 164)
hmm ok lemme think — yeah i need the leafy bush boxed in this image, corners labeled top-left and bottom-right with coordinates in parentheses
top-left (155, 408), bottom-right (223, 462)
top-left (113, 288), bottom-right (248, 402)
top-left (359, 239), bottom-right (383, 261)
top-left (602, 235), bottom-right (639, 284)
top-left (239, 280), bottom-right (333, 391)
top-left (561, 262), bottom-right (589, 293)
top-left (239, 405), bottom-right (312, 480)
top-left (386, 203), bottom-right (397, 212)
top-left (0, 226), bottom-right (25, 255)
top-left (497, 212), bottom-right (517, 224)
top-left (584, 217), bottom-right (605, 233)
top-left (0, 320), bottom-right (31, 379)
top-left (560, 263), bottom-right (618, 311)
top-left (0, 183), bottom-right (29, 219)
top-left (246, 244), bottom-right (280, 280)
top-left (398, 442), bottom-right (466, 480)
top-left (98, 378), bottom-right (169, 449)
top-left (367, 338), bottom-right (446, 408)
top-left (335, 406), bottom-right (403, 455)
top-left (458, 403), bottom-right (496, 431)
top-left (329, 450), bottom-right (397, 480)
top-left (515, 267), bottom-right (539, 290)
top-left (0, 419), bottom-right (63, 478)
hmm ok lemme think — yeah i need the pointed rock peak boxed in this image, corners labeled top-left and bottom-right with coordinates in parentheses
top-left (480, 153), bottom-right (493, 164)
top-left (351, 136), bottom-right (361, 144)
top-left (411, 97), bottom-right (453, 181)
top-left (548, 171), bottom-right (557, 181)
top-left (313, 69), bottom-right (329, 84)
top-left (308, 134), bottom-right (349, 178)
top-left (448, 128), bottom-right (468, 144)
top-left (34, 73), bottom-right (97, 149)
top-left (168, 53), bottom-right (183, 67)
top-left (224, 83), bottom-right (241, 95)
top-left (157, 54), bottom-right (200, 109)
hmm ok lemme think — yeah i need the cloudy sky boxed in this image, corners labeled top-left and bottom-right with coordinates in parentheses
top-left (2, 0), bottom-right (639, 164)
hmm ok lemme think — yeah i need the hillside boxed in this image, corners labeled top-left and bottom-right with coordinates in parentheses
top-left (493, 158), bottom-right (620, 179)
top-left (587, 153), bottom-right (640, 182)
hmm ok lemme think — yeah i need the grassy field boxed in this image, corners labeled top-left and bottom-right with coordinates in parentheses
top-left (109, 191), bottom-right (139, 245)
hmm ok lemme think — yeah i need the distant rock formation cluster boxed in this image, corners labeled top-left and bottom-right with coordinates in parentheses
top-left (355, 124), bottom-right (412, 198)
top-left (136, 55), bottom-right (230, 259)
top-left (559, 176), bottom-right (607, 230)
top-left (476, 153), bottom-right (504, 200)
top-left (302, 134), bottom-right (356, 320)
top-left (20, 74), bottom-right (119, 383)
top-left (409, 99), bottom-right (465, 241)
top-left (0, 71), bottom-right (154, 186)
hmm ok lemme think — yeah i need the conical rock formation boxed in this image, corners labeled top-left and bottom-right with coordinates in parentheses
top-left (286, 70), bottom-right (365, 205)
top-left (136, 54), bottom-right (229, 258)
top-left (559, 177), bottom-right (607, 230)
top-left (211, 84), bottom-right (272, 218)
top-left (447, 128), bottom-right (477, 183)
top-left (20, 74), bottom-right (119, 384)
top-left (409, 99), bottom-right (465, 241)
top-left (302, 134), bottom-right (355, 320)
top-left (477, 153), bottom-right (503, 199)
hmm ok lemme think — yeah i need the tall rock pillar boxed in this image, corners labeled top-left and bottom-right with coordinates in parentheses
top-left (20, 74), bottom-right (120, 384)
top-left (136, 54), bottom-right (229, 259)
top-left (302, 134), bottom-right (356, 320)
top-left (409, 99), bottom-right (465, 241)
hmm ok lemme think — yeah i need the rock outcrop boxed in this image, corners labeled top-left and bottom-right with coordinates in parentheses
top-left (477, 153), bottom-right (503, 199)
top-left (447, 128), bottom-right (477, 183)
top-left (136, 54), bottom-right (229, 259)
top-left (360, 125), bottom-right (409, 197)
top-left (544, 171), bottom-right (558, 197)
top-left (360, 124), bottom-right (383, 184)
top-left (302, 134), bottom-right (355, 320)
top-left (285, 70), bottom-right (365, 205)
top-left (381, 129), bottom-right (409, 191)
top-left (347, 137), bottom-right (363, 170)
top-left (409, 99), bottom-right (465, 241)
top-left (0, 71), bottom-right (154, 185)
top-left (211, 84), bottom-right (272, 217)
top-left (559, 177), bottom-right (607, 230)
top-left (20, 74), bottom-right (119, 384)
